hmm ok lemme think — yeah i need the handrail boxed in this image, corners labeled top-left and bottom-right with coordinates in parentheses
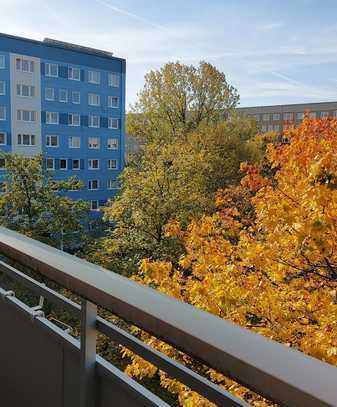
top-left (0, 226), bottom-right (336, 407)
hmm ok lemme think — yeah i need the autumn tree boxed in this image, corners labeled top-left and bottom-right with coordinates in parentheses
top-left (127, 61), bottom-right (239, 143)
top-left (0, 153), bottom-right (90, 250)
top-left (122, 117), bottom-right (337, 405)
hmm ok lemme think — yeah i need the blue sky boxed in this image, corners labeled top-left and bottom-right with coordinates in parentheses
top-left (2, 0), bottom-right (337, 108)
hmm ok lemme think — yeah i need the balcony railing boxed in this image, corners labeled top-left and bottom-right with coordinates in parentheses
top-left (0, 226), bottom-right (336, 407)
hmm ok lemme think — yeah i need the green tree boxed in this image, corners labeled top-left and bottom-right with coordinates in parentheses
top-left (0, 153), bottom-right (90, 250)
top-left (127, 61), bottom-right (239, 143)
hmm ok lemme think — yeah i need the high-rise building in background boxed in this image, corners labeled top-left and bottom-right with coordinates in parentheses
top-left (237, 101), bottom-right (337, 133)
top-left (0, 33), bottom-right (125, 211)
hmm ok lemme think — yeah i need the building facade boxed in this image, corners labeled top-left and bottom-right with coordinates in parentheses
top-left (237, 101), bottom-right (337, 133)
top-left (0, 33), bottom-right (125, 211)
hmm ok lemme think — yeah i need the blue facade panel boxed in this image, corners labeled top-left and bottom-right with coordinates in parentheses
top-left (0, 33), bottom-right (125, 210)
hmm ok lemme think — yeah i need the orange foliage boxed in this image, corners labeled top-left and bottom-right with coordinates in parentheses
top-left (124, 118), bottom-right (337, 406)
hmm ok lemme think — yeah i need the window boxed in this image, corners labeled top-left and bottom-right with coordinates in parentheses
top-left (107, 179), bottom-right (119, 189)
top-left (69, 113), bottom-right (80, 126)
top-left (107, 138), bottom-right (118, 150)
top-left (0, 132), bottom-right (7, 145)
top-left (68, 67), bottom-right (80, 81)
top-left (46, 158), bottom-right (55, 170)
top-left (46, 112), bottom-right (59, 124)
top-left (72, 91), bottom-right (80, 104)
top-left (88, 93), bottom-right (100, 106)
top-left (267, 124), bottom-right (274, 132)
top-left (90, 200), bottom-right (99, 210)
top-left (261, 124), bottom-right (267, 133)
top-left (88, 159), bottom-right (99, 169)
top-left (283, 112), bottom-right (293, 121)
top-left (108, 159), bottom-right (117, 170)
top-left (17, 84), bottom-right (34, 97)
top-left (17, 134), bottom-right (36, 146)
top-left (59, 89), bottom-right (68, 103)
top-left (45, 87), bottom-right (54, 101)
top-left (60, 159), bottom-right (67, 170)
top-left (88, 137), bottom-right (100, 149)
top-left (46, 135), bottom-right (58, 147)
top-left (88, 70), bottom-right (100, 84)
top-left (262, 113), bottom-right (270, 121)
top-left (45, 63), bottom-right (58, 77)
top-left (108, 72), bottom-right (119, 87)
top-left (88, 180), bottom-right (99, 190)
top-left (0, 106), bottom-right (6, 120)
top-left (272, 113), bottom-right (281, 121)
top-left (69, 136), bottom-right (80, 148)
top-left (108, 96), bottom-right (119, 108)
top-left (0, 55), bottom-right (5, 69)
top-left (321, 111), bottom-right (329, 118)
top-left (108, 118), bottom-right (118, 129)
top-left (17, 110), bottom-right (36, 122)
top-left (0, 158), bottom-right (6, 169)
top-left (72, 159), bottom-right (80, 170)
top-left (296, 112), bottom-right (304, 121)
top-left (89, 115), bottom-right (100, 128)
top-left (273, 124), bottom-right (281, 132)
top-left (0, 81), bottom-right (5, 95)
top-left (309, 112), bottom-right (317, 119)
top-left (16, 58), bottom-right (34, 73)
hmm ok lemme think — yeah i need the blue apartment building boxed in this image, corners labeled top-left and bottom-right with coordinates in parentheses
top-left (0, 33), bottom-right (125, 211)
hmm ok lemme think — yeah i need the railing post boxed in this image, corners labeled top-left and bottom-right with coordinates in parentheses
top-left (80, 299), bottom-right (97, 407)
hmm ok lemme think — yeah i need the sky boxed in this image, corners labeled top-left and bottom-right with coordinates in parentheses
top-left (2, 0), bottom-right (337, 109)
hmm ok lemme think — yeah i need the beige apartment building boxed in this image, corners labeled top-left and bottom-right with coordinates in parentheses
top-left (237, 101), bottom-right (337, 133)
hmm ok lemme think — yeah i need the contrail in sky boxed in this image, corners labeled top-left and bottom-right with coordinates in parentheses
top-left (94, 0), bottom-right (167, 31)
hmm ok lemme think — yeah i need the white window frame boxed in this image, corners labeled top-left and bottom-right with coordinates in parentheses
top-left (108, 72), bottom-right (119, 87)
top-left (283, 112), bottom-right (293, 121)
top-left (88, 159), bottom-right (100, 170)
top-left (59, 158), bottom-right (68, 170)
top-left (68, 67), bottom-right (81, 81)
top-left (0, 81), bottom-right (5, 95)
top-left (0, 55), bottom-right (5, 69)
top-left (45, 63), bottom-right (58, 77)
top-left (0, 106), bottom-right (6, 121)
top-left (0, 132), bottom-right (7, 145)
top-left (88, 70), bottom-right (100, 84)
top-left (262, 113), bottom-right (270, 121)
top-left (17, 134), bottom-right (36, 146)
top-left (107, 138), bottom-right (118, 150)
top-left (46, 111), bottom-right (59, 125)
top-left (17, 110), bottom-right (36, 122)
top-left (108, 159), bottom-right (117, 170)
top-left (46, 135), bottom-right (59, 147)
top-left (88, 93), bottom-right (100, 106)
top-left (108, 96), bottom-right (119, 108)
top-left (72, 159), bottom-right (80, 170)
top-left (88, 180), bottom-right (99, 190)
top-left (59, 89), bottom-right (68, 103)
top-left (72, 91), bottom-right (80, 104)
top-left (90, 200), bottom-right (99, 210)
top-left (272, 113), bottom-right (281, 121)
top-left (296, 112), bottom-right (304, 120)
top-left (45, 87), bottom-right (55, 101)
top-left (108, 117), bottom-right (118, 129)
top-left (321, 111), bottom-right (329, 118)
top-left (17, 84), bottom-right (35, 98)
top-left (69, 113), bottom-right (80, 127)
top-left (16, 58), bottom-right (34, 73)
top-left (309, 112), bottom-right (317, 119)
top-left (88, 137), bottom-right (100, 149)
top-left (107, 179), bottom-right (119, 190)
top-left (69, 136), bottom-right (80, 149)
top-left (46, 158), bottom-right (55, 170)
top-left (89, 115), bottom-right (100, 128)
